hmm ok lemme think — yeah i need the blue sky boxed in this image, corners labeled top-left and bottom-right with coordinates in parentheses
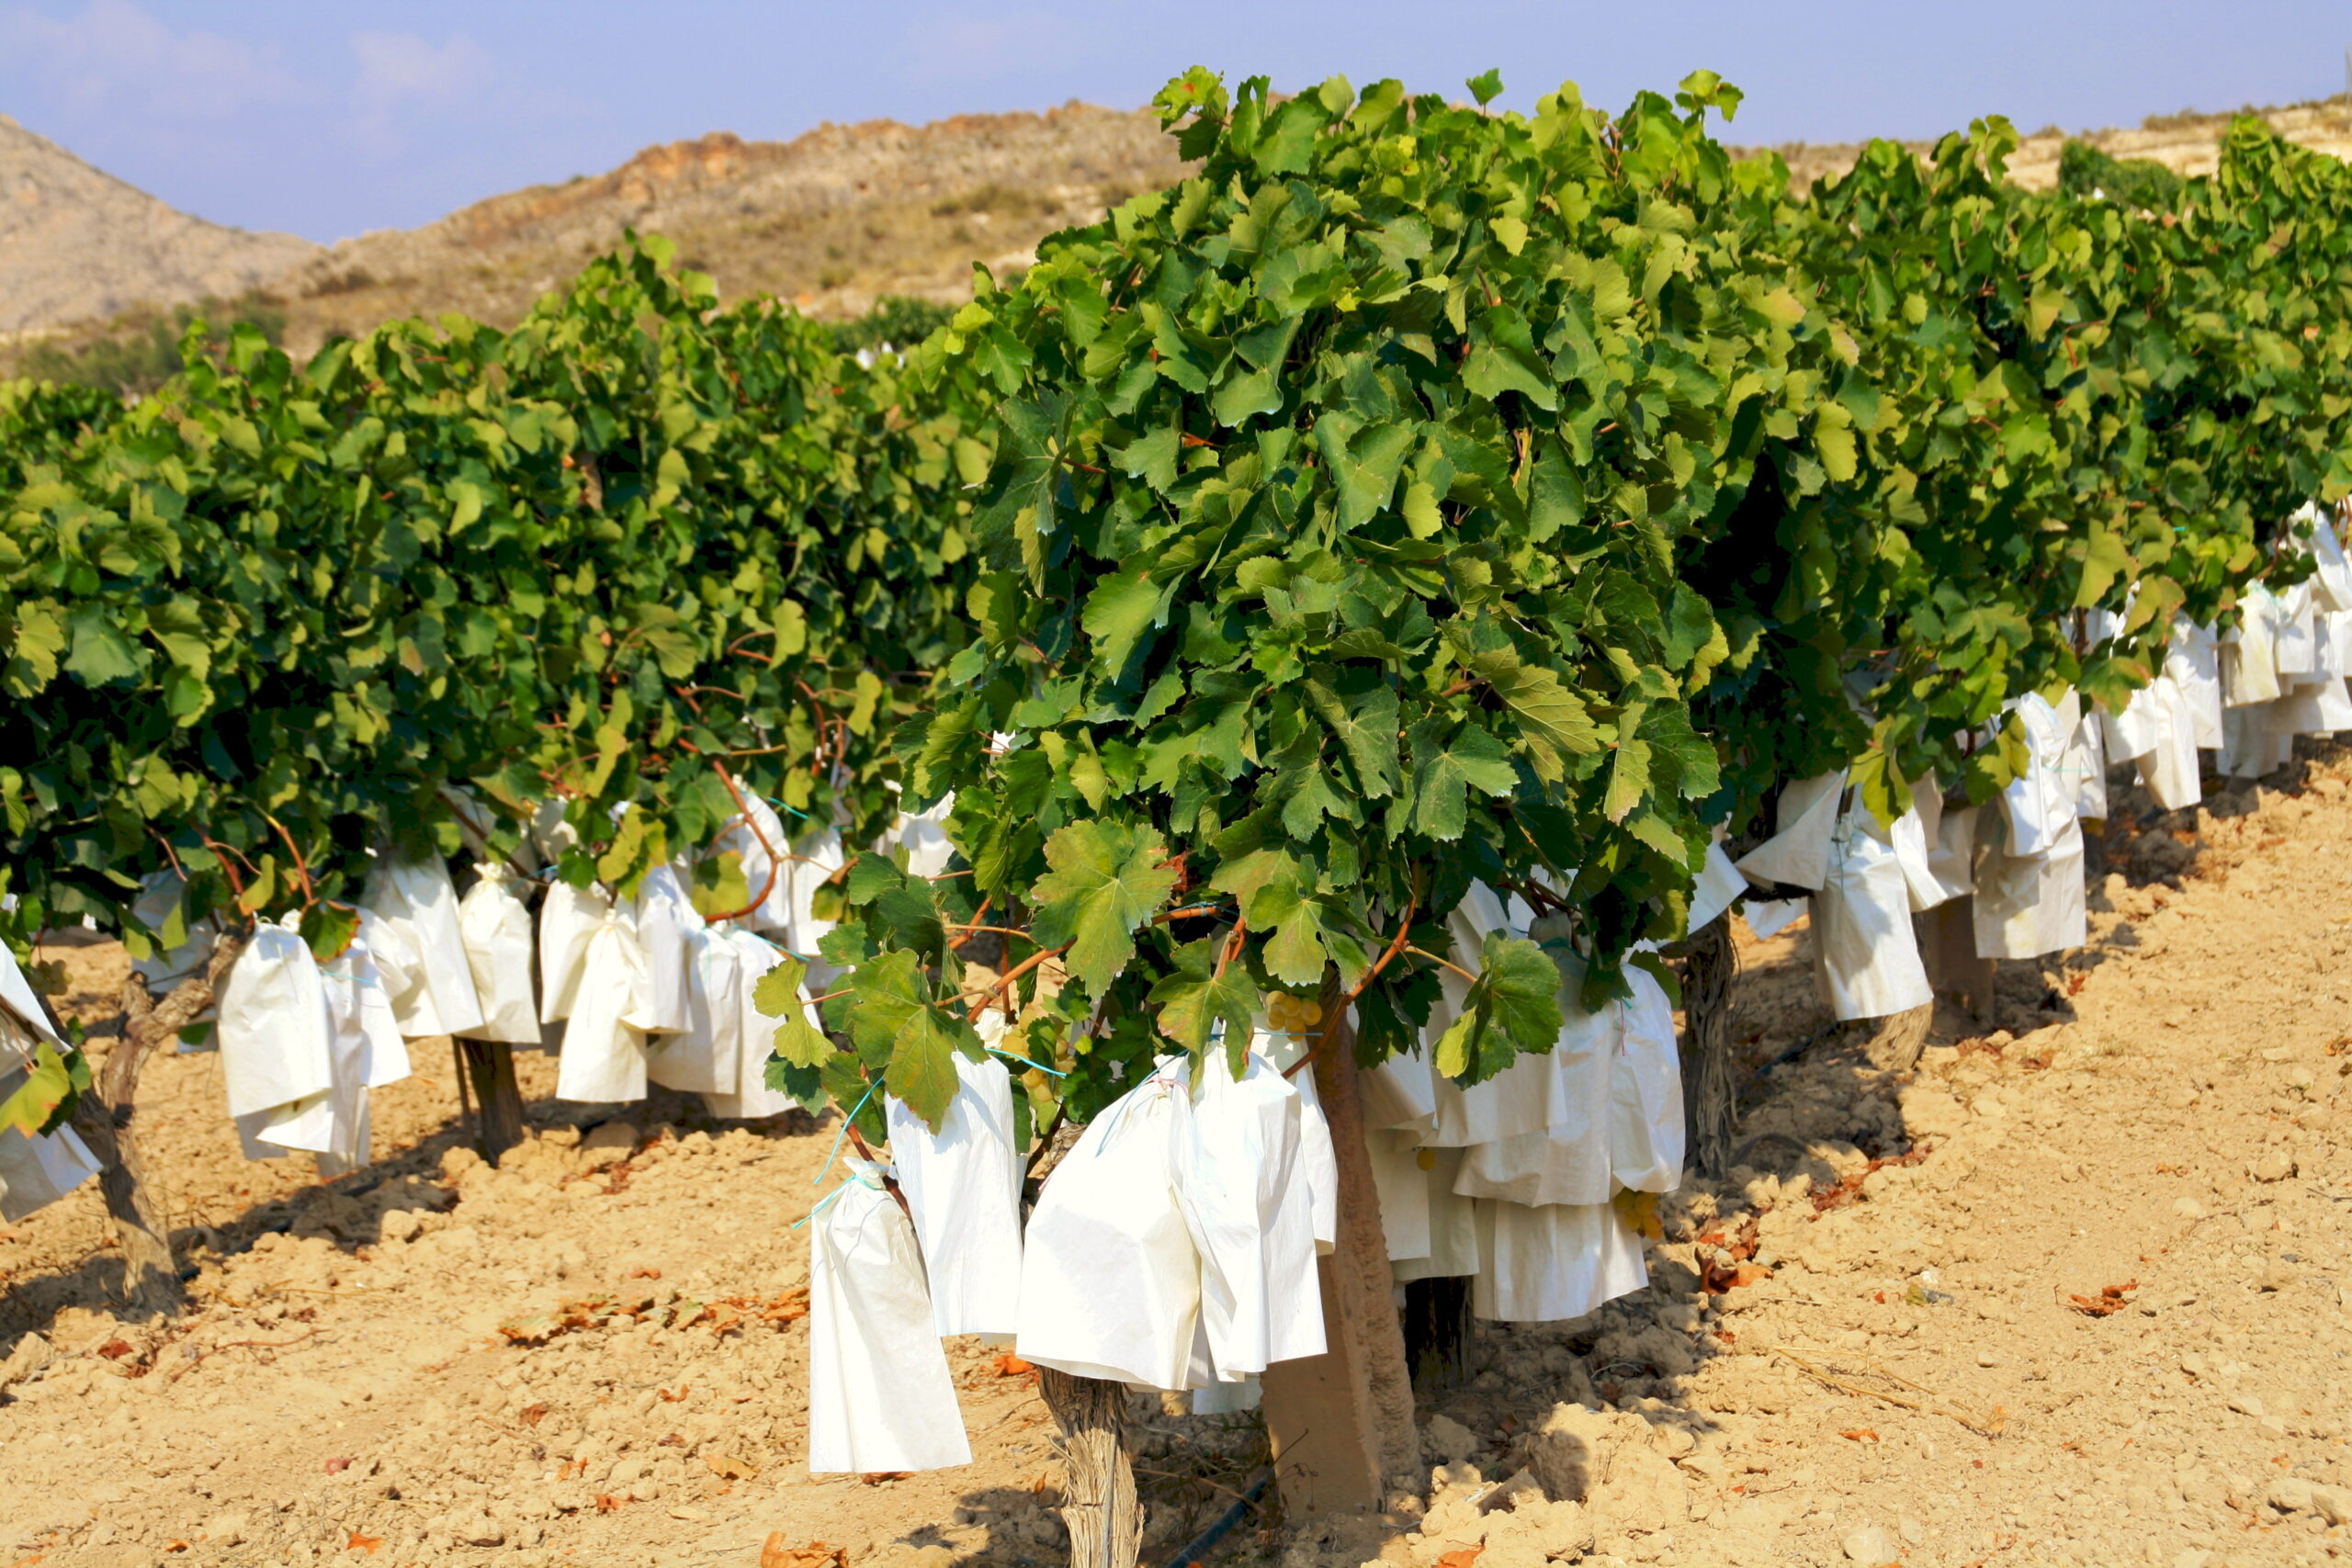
top-left (1, 0), bottom-right (2345, 244)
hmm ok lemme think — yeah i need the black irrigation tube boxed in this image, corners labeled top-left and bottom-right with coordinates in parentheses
top-left (1159, 1471), bottom-right (1272, 1568)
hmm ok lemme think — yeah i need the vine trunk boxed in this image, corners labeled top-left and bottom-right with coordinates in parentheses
top-left (68, 939), bottom-right (245, 1317)
top-left (1679, 915), bottom-right (1738, 1180)
top-left (1037, 1368), bottom-right (1142, 1568)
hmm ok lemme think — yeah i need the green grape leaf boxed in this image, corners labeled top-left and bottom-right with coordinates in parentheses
top-left (1147, 935), bottom-right (1260, 1064)
top-left (754, 957), bottom-right (834, 1071)
top-left (1082, 568), bottom-right (1165, 673)
top-left (1305, 671), bottom-right (1401, 796)
top-left (1028, 821), bottom-right (1180, 993)
top-left (64, 606), bottom-right (141, 686)
top-left (0, 1041), bottom-right (89, 1138)
top-left (1405, 717), bottom-right (1518, 840)
top-left (1431, 933), bottom-right (1561, 1085)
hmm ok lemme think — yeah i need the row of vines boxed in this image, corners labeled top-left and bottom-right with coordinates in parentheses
top-left (2, 70), bottom-right (2350, 1337)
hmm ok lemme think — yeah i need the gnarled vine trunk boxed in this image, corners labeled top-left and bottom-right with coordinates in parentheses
top-left (67, 939), bottom-right (244, 1317)
top-left (1678, 915), bottom-right (1738, 1180)
top-left (1037, 1368), bottom-right (1143, 1568)
top-left (455, 1039), bottom-right (526, 1163)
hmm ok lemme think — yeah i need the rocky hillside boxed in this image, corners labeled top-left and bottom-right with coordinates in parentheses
top-left (7, 91), bottom-right (2352, 370)
top-left (0, 113), bottom-right (318, 341)
top-left (1746, 93), bottom-right (2352, 192)
top-left (267, 104), bottom-right (1188, 358)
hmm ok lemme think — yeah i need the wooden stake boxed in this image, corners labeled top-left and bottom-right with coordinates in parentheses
top-left (1260, 987), bottom-right (1419, 1516)
top-left (1037, 1368), bottom-right (1142, 1568)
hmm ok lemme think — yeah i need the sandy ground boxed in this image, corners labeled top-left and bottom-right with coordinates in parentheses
top-left (2, 750), bottom-right (2349, 1568)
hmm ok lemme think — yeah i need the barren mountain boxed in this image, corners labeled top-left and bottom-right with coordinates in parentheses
top-left (267, 104), bottom-right (1190, 358)
top-left (8, 90), bottom-right (2352, 376)
top-left (0, 113), bottom-right (318, 341)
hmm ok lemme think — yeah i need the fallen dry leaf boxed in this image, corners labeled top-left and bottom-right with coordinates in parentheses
top-left (757, 1287), bottom-right (811, 1326)
top-left (1436, 1548), bottom-right (1485, 1568)
top-left (346, 1531), bottom-right (383, 1555)
top-left (659, 1384), bottom-right (690, 1402)
top-left (761, 1535), bottom-right (846, 1568)
top-left (593, 1494), bottom-right (623, 1514)
top-left (2067, 1280), bottom-right (2139, 1317)
top-left (95, 1339), bottom-right (134, 1360)
top-left (517, 1403), bottom-right (548, 1427)
top-left (1703, 1259), bottom-right (1772, 1293)
top-left (161, 1543), bottom-right (189, 1555)
top-left (993, 1353), bottom-right (1035, 1377)
top-left (861, 1471), bottom-right (910, 1485)
top-left (629, 1266), bottom-right (662, 1280)
top-left (1838, 1428), bottom-right (1881, 1443)
top-left (706, 1453), bottom-right (760, 1480)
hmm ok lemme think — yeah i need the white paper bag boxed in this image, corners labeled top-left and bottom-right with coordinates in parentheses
top-left (2138, 677), bottom-right (2203, 810)
top-left (455, 867), bottom-right (539, 1044)
top-left (1741, 897), bottom-right (1807, 940)
top-left (2164, 617), bottom-right (2225, 747)
top-left (128, 872), bottom-right (219, 1003)
top-left (1390, 1145), bottom-right (1481, 1284)
top-left (361, 856), bottom-right (486, 1039)
top-left (782, 827), bottom-right (847, 976)
top-left (1894, 774), bottom-right (1953, 912)
top-left (1286, 1054), bottom-right (1340, 1257)
top-left (1687, 837), bottom-right (1748, 932)
top-left (0, 1118), bottom-right (102, 1223)
top-left (807, 1161), bottom-right (972, 1473)
top-left (1470, 1199), bottom-right (1649, 1324)
top-left (888, 1048), bottom-right (1025, 1340)
top-left (1425, 886), bottom-right (1564, 1147)
top-left (1735, 771), bottom-right (1848, 892)
top-left (714, 795), bottom-right (798, 933)
top-left (1017, 1066), bottom-right (1204, 1391)
top-left (554, 910), bottom-right (650, 1103)
top-left (1999, 694), bottom-right (2073, 859)
top-left (2223, 587), bottom-right (2284, 707)
top-left (646, 924), bottom-right (741, 1097)
top-left (1973, 810), bottom-right (2086, 961)
top-left (703, 930), bottom-right (804, 1119)
top-left (888, 794), bottom-right (958, 881)
top-left (2274, 674), bottom-right (2352, 738)
top-left (2302, 503), bottom-right (2352, 613)
top-left (218, 923), bottom-right (336, 1157)
top-left (1170, 1046), bottom-right (1324, 1382)
top-left (1365, 1128), bottom-right (1432, 1262)
top-left (2277, 581), bottom-right (2319, 678)
top-left (2056, 692), bottom-right (2109, 821)
top-left (629, 863), bottom-right (703, 1036)
top-left (1610, 959), bottom-right (1687, 1192)
top-left (315, 930), bottom-right (410, 1177)
top-left (537, 881), bottom-right (609, 1025)
top-left (2221, 700), bottom-right (2294, 779)
top-left (1811, 807), bottom-right (1935, 1022)
top-left (1358, 1039), bottom-right (1436, 1135)
top-left (1452, 947), bottom-right (1615, 1207)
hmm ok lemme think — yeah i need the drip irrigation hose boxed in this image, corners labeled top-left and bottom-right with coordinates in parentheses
top-left (1159, 1471), bottom-right (1272, 1568)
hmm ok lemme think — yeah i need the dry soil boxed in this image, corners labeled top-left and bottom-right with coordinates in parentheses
top-left (3, 749), bottom-right (2350, 1568)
